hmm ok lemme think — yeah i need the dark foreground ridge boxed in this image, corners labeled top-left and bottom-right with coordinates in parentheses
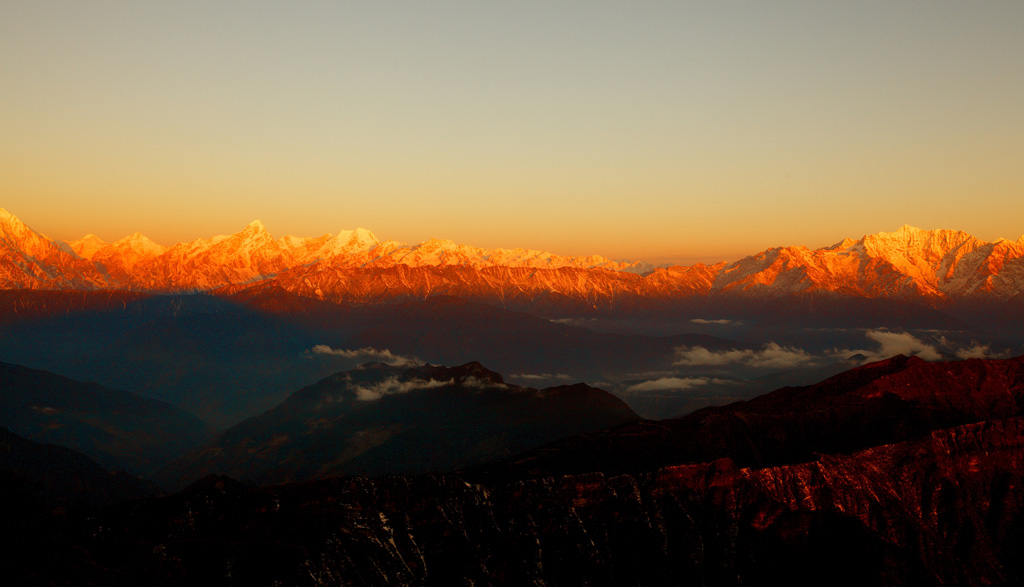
top-left (5, 355), bottom-right (1024, 585)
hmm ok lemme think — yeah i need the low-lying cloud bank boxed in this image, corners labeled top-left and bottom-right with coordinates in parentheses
top-left (675, 342), bottom-right (815, 369)
top-left (829, 331), bottom-right (1010, 364)
top-left (352, 376), bottom-right (452, 401)
top-left (309, 345), bottom-right (420, 366)
top-left (829, 331), bottom-right (942, 363)
top-left (624, 376), bottom-right (733, 393)
top-left (675, 330), bottom-right (1009, 371)
top-left (509, 373), bottom-right (573, 382)
top-left (690, 318), bottom-right (741, 326)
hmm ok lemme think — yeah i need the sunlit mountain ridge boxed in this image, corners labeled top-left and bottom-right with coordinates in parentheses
top-left (2, 209), bottom-right (1023, 302)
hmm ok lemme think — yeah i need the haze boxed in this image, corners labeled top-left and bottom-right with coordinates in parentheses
top-left (2, 1), bottom-right (1022, 264)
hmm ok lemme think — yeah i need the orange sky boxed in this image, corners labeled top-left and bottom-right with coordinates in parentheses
top-left (3, 2), bottom-right (1022, 264)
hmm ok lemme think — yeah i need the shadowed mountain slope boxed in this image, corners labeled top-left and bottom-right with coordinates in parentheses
top-left (157, 361), bottom-right (639, 488)
top-left (0, 362), bottom-right (213, 476)
top-left (0, 427), bottom-right (159, 509)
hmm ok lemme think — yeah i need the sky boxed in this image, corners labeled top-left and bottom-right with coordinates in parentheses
top-left (2, 1), bottom-right (1022, 264)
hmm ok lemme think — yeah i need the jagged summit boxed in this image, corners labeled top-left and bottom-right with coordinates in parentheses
top-left (0, 208), bottom-right (31, 238)
top-left (243, 219), bottom-right (267, 233)
top-left (68, 234), bottom-right (109, 259)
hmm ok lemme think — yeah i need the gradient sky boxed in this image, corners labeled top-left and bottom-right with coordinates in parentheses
top-left (3, 1), bottom-right (1022, 264)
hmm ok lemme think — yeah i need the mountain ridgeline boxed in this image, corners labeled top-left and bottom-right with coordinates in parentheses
top-left (3, 209), bottom-right (1024, 308)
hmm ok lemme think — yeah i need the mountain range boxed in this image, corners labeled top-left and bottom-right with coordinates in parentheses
top-left (3, 209), bottom-right (1023, 305)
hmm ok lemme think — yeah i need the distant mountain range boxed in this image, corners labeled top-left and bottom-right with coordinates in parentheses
top-left (3, 209), bottom-right (1023, 304)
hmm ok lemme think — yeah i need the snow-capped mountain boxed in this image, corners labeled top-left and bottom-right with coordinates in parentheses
top-left (0, 209), bottom-right (653, 292)
top-left (0, 209), bottom-right (106, 289)
top-left (1, 209), bottom-right (1022, 304)
top-left (713, 225), bottom-right (1024, 298)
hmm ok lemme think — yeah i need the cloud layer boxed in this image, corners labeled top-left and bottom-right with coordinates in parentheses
top-left (352, 376), bottom-right (452, 401)
top-left (676, 330), bottom-right (1008, 372)
top-left (830, 331), bottom-right (942, 363)
top-left (624, 376), bottom-right (733, 393)
top-left (674, 342), bottom-right (815, 369)
top-left (690, 318), bottom-right (741, 325)
top-left (510, 373), bottom-right (573, 382)
top-left (310, 345), bottom-right (420, 366)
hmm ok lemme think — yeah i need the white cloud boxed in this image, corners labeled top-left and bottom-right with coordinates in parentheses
top-left (309, 345), bottom-right (420, 366)
top-left (461, 376), bottom-right (508, 390)
top-left (626, 377), bottom-right (708, 393)
top-left (690, 318), bottom-right (740, 325)
top-left (352, 376), bottom-right (452, 401)
top-left (830, 330), bottom-right (942, 364)
top-left (935, 336), bottom-right (1011, 361)
top-left (509, 373), bottom-right (573, 381)
top-left (865, 330), bottom-right (942, 361)
top-left (674, 342), bottom-right (816, 369)
top-left (624, 376), bottom-right (734, 394)
top-left (955, 344), bottom-right (994, 360)
top-left (548, 318), bottom-right (596, 325)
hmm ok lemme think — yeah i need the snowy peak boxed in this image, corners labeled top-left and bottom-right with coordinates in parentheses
top-left (109, 233), bottom-right (166, 256)
top-left (0, 208), bottom-right (18, 225)
top-left (243, 219), bottom-right (268, 234)
top-left (712, 225), bottom-right (1024, 299)
top-left (0, 208), bottom-right (27, 233)
top-left (68, 234), bottom-right (109, 259)
top-left (234, 220), bottom-right (273, 244)
top-left (0, 210), bottom-right (107, 289)
top-left (0, 208), bottom-right (34, 242)
top-left (309, 228), bottom-right (381, 262)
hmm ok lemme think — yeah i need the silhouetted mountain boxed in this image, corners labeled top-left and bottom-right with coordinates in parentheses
top-left (0, 361), bottom-right (213, 476)
top-left (157, 361), bottom-right (639, 488)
